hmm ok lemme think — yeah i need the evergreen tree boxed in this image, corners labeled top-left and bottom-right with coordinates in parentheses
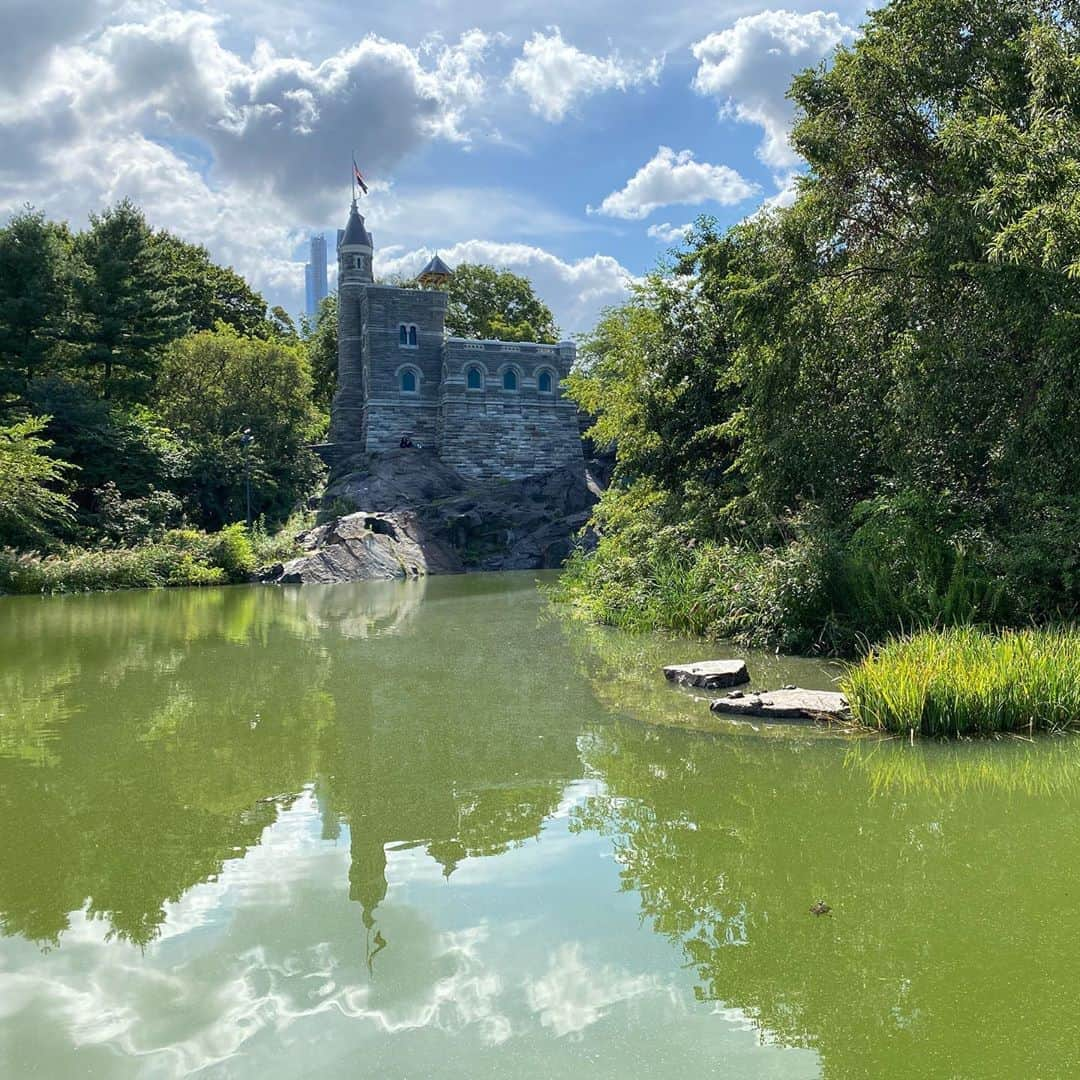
top-left (0, 208), bottom-right (78, 399)
top-left (75, 200), bottom-right (185, 400)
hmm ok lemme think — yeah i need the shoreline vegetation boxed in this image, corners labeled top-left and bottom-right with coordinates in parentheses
top-left (0, 514), bottom-right (308, 595)
top-left (843, 628), bottom-right (1080, 738)
top-left (550, 0), bottom-right (1079, 737)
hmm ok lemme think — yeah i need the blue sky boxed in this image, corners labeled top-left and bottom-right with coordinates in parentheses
top-left (0, 1), bottom-right (871, 333)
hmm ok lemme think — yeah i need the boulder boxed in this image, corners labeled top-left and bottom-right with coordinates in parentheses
top-left (261, 510), bottom-right (463, 585)
top-left (664, 660), bottom-right (750, 690)
top-left (710, 688), bottom-right (850, 723)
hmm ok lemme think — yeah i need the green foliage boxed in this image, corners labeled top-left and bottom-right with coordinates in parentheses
top-left (208, 522), bottom-right (256, 579)
top-left (151, 232), bottom-right (275, 338)
top-left (156, 325), bottom-right (324, 529)
top-left (74, 199), bottom-right (186, 400)
top-left (843, 627), bottom-right (1080, 736)
top-left (0, 415), bottom-right (74, 546)
top-left (562, 0), bottom-right (1080, 652)
top-left (0, 207), bottom-right (78, 396)
top-left (303, 293), bottom-right (339, 409)
top-left (250, 509), bottom-right (312, 566)
top-left (0, 521), bottom-right (273, 595)
top-left (444, 263), bottom-right (559, 343)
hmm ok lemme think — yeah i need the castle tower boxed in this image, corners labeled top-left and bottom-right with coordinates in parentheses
top-left (328, 202), bottom-right (374, 449)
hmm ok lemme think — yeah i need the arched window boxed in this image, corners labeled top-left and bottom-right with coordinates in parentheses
top-left (502, 369), bottom-right (518, 391)
top-left (401, 369), bottom-right (417, 393)
top-left (408, 325), bottom-right (418, 347)
top-left (399, 324), bottom-right (408, 345)
top-left (537, 370), bottom-right (553, 394)
top-left (467, 366), bottom-right (483, 390)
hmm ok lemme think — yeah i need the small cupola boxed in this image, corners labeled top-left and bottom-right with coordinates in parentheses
top-left (418, 253), bottom-right (453, 289)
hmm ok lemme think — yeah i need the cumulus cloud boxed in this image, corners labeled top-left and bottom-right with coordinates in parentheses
top-left (590, 146), bottom-right (757, 220)
top-left (691, 9), bottom-right (853, 169)
top-left (0, 0), bottom-right (104, 93)
top-left (646, 221), bottom-right (692, 243)
top-left (376, 240), bottom-right (635, 334)
top-left (1, 9), bottom-right (497, 223)
top-left (507, 27), bottom-right (663, 122)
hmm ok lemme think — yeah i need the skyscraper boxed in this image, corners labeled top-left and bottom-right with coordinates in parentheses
top-left (304, 234), bottom-right (328, 318)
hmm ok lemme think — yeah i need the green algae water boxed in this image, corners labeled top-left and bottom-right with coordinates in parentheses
top-left (2, 573), bottom-right (1080, 1079)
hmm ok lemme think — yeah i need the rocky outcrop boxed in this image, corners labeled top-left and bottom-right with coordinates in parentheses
top-left (663, 660), bottom-right (750, 690)
top-left (710, 688), bottom-right (851, 723)
top-left (322, 448), bottom-right (597, 573)
top-left (261, 510), bottom-right (463, 585)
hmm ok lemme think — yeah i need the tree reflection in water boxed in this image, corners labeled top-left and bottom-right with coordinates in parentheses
top-left (0, 576), bottom-right (583, 951)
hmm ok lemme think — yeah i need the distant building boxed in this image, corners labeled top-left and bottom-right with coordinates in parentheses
top-left (304, 234), bottom-right (329, 318)
top-left (327, 200), bottom-right (584, 482)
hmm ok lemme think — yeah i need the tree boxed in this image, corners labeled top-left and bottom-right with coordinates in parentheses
top-left (155, 326), bottom-right (323, 528)
top-left (562, 0), bottom-right (1080, 647)
top-left (0, 415), bottom-right (74, 545)
top-left (75, 200), bottom-right (185, 400)
top-left (151, 233), bottom-right (273, 338)
top-left (0, 208), bottom-right (78, 398)
top-left (304, 293), bottom-right (338, 409)
top-left (444, 264), bottom-right (559, 343)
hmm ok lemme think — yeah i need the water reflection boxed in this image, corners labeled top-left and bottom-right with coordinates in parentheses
top-left (0, 577), bottom-right (585, 952)
top-left (6, 578), bottom-right (1080, 1078)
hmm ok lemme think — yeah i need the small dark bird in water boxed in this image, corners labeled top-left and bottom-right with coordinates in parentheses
top-left (810, 900), bottom-right (832, 916)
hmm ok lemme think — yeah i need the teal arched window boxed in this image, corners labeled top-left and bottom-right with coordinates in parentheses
top-left (538, 370), bottom-right (553, 394)
top-left (401, 369), bottom-right (417, 393)
top-left (467, 367), bottom-right (483, 390)
top-left (502, 369), bottom-right (518, 391)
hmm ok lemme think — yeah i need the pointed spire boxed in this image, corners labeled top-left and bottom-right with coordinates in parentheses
top-left (341, 199), bottom-right (372, 249)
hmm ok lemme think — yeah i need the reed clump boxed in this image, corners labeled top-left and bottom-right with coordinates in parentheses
top-left (842, 627), bottom-right (1080, 737)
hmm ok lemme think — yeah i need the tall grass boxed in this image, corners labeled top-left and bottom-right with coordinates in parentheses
top-left (842, 627), bottom-right (1080, 737)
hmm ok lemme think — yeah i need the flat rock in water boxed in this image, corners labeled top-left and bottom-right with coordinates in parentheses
top-left (710, 687), bottom-right (850, 722)
top-left (664, 660), bottom-right (749, 690)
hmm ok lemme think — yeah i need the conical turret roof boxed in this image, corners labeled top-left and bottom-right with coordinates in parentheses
top-left (341, 201), bottom-right (373, 248)
top-left (419, 253), bottom-right (453, 278)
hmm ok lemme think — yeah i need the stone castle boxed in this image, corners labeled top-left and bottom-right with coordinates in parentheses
top-left (327, 201), bottom-right (585, 481)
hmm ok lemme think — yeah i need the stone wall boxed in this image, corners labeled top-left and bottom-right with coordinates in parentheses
top-left (331, 283), bottom-right (585, 480)
top-left (361, 286), bottom-right (447, 453)
top-left (437, 338), bottom-right (584, 480)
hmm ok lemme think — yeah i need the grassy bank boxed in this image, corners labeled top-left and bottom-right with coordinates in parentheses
top-left (843, 628), bottom-right (1080, 737)
top-left (0, 513), bottom-right (310, 595)
top-left (553, 516), bottom-right (1011, 655)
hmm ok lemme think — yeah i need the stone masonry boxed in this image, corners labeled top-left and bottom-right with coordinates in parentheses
top-left (327, 201), bottom-right (585, 482)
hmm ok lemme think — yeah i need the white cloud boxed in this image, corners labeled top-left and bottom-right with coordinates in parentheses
top-left (1, 10), bottom-right (497, 223)
top-left (0, 0), bottom-right (104, 93)
top-left (692, 9), bottom-right (853, 169)
top-left (525, 943), bottom-right (660, 1037)
top-left (590, 146), bottom-right (757, 220)
top-left (376, 240), bottom-right (635, 334)
top-left (507, 27), bottom-right (663, 122)
top-left (646, 221), bottom-right (692, 243)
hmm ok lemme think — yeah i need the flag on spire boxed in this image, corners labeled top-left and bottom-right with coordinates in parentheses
top-left (353, 159), bottom-right (369, 196)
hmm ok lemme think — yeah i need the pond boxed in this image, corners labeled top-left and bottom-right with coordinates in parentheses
top-left (2, 572), bottom-right (1080, 1078)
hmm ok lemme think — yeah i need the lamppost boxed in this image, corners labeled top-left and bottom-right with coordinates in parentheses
top-left (240, 428), bottom-right (254, 529)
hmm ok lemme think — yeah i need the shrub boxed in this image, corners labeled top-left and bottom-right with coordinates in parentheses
top-left (208, 522), bottom-right (255, 581)
top-left (842, 627), bottom-right (1080, 737)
